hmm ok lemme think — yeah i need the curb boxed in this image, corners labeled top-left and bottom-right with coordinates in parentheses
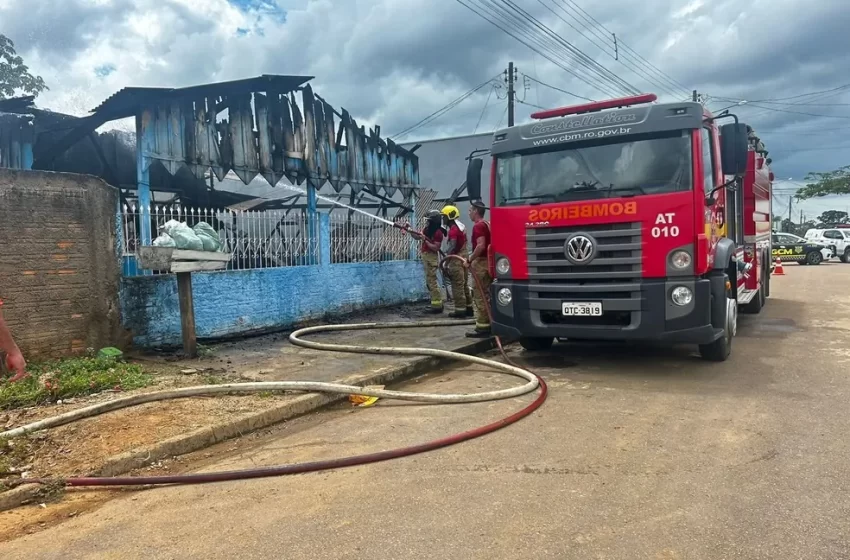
top-left (0, 337), bottom-right (497, 511)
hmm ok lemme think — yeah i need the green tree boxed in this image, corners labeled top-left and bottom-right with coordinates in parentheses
top-left (817, 210), bottom-right (850, 225)
top-left (795, 166), bottom-right (850, 200)
top-left (0, 34), bottom-right (47, 99)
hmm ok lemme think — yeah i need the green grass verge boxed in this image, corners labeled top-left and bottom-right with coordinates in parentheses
top-left (0, 356), bottom-right (153, 411)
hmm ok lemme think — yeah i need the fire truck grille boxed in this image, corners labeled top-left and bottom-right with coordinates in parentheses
top-left (526, 222), bottom-right (642, 327)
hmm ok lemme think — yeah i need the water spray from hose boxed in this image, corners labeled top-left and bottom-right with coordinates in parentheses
top-left (278, 183), bottom-right (397, 227)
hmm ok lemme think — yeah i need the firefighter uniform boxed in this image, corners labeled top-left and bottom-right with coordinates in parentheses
top-left (419, 211), bottom-right (445, 312)
top-left (469, 219), bottom-right (493, 333)
top-left (470, 257), bottom-right (492, 331)
top-left (441, 206), bottom-right (473, 317)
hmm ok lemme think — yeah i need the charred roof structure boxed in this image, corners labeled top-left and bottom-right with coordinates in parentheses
top-left (0, 75), bottom-right (421, 215)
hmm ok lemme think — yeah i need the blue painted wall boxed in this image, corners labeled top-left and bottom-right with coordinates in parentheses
top-left (120, 211), bottom-right (428, 347)
top-left (121, 260), bottom-right (427, 347)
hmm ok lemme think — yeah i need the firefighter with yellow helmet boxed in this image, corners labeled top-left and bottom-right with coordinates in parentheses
top-left (440, 204), bottom-right (473, 318)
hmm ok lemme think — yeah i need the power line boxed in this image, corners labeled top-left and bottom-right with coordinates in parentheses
top-left (390, 75), bottom-right (500, 140)
top-left (538, 0), bottom-right (689, 99)
top-left (518, 99), bottom-right (548, 110)
top-left (522, 74), bottom-right (594, 102)
top-left (455, 0), bottom-right (635, 98)
top-left (473, 83), bottom-right (495, 134)
top-left (495, 106), bottom-right (509, 131)
top-left (752, 83), bottom-right (850, 103)
top-left (743, 103), bottom-right (850, 120)
top-left (495, 0), bottom-right (639, 96)
top-left (491, 0), bottom-right (636, 96)
top-left (743, 85), bottom-right (850, 122)
top-left (555, 0), bottom-right (693, 97)
top-left (455, 0), bottom-right (616, 97)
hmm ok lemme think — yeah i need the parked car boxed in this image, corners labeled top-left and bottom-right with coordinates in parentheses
top-left (804, 228), bottom-right (850, 262)
top-left (772, 232), bottom-right (832, 265)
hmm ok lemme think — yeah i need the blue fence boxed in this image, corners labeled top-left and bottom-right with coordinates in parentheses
top-left (120, 213), bottom-right (428, 348)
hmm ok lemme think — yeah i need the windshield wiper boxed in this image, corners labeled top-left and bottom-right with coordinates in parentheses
top-left (605, 185), bottom-right (647, 197)
top-left (502, 182), bottom-right (601, 205)
top-left (501, 194), bottom-right (557, 204)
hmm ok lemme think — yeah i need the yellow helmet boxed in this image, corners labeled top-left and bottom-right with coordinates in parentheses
top-left (440, 205), bottom-right (460, 220)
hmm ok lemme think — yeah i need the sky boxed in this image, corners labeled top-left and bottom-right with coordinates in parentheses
top-left (2, 0), bottom-right (849, 218)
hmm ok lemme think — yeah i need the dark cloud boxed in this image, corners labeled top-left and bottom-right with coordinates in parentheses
top-left (1, 0), bottom-right (848, 213)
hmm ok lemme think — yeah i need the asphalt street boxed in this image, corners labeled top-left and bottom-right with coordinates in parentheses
top-left (2, 262), bottom-right (849, 559)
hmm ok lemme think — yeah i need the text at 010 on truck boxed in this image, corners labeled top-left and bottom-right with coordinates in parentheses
top-left (466, 94), bottom-right (770, 363)
top-left (804, 228), bottom-right (850, 262)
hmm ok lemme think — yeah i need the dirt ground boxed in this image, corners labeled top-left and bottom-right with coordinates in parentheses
top-left (3, 264), bottom-right (850, 558)
top-left (0, 303), bottom-right (474, 524)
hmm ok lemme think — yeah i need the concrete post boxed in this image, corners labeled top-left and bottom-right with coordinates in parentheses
top-left (135, 111), bottom-right (153, 247)
top-left (319, 213), bottom-right (331, 267)
top-left (307, 183), bottom-right (318, 265)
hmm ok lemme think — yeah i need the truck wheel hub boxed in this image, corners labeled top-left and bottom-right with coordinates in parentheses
top-left (727, 298), bottom-right (738, 338)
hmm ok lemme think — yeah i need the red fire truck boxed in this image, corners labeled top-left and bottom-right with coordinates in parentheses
top-left (465, 93), bottom-right (772, 361)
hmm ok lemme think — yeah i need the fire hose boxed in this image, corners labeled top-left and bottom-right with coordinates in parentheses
top-left (2, 250), bottom-right (546, 488)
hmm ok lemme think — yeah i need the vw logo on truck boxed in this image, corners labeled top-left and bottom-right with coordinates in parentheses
top-left (564, 234), bottom-right (596, 265)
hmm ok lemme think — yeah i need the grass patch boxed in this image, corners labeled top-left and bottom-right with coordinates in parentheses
top-left (0, 356), bottom-right (153, 411)
top-left (0, 436), bottom-right (34, 477)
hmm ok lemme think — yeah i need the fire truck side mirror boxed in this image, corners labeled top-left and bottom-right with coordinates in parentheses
top-left (466, 157), bottom-right (484, 201)
top-left (719, 123), bottom-right (749, 176)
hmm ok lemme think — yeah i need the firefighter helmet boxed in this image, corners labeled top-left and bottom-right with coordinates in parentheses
top-left (440, 205), bottom-right (460, 220)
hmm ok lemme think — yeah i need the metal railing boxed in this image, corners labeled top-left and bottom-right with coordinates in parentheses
top-left (121, 205), bottom-right (318, 275)
top-left (328, 212), bottom-right (416, 264)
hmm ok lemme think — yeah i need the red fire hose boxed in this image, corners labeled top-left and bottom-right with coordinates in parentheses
top-left (7, 252), bottom-right (545, 489)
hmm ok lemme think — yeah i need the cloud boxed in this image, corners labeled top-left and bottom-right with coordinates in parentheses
top-left (1, 0), bottom-right (849, 212)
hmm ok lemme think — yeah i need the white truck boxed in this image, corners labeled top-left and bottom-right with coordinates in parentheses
top-left (804, 227), bottom-right (850, 263)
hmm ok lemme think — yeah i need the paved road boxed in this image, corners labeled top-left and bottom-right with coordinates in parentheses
top-left (3, 263), bottom-right (850, 559)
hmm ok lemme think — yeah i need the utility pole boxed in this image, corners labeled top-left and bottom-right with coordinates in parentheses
top-left (693, 90), bottom-right (698, 102)
top-left (788, 196), bottom-right (793, 231)
top-left (506, 62), bottom-right (516, 127)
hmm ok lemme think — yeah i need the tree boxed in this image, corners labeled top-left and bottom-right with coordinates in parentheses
top-left (0, 34), bottom-right (47, 99)
top-left (795, 166), bottom-right (850, 200)
top-left (817, 210), bottom-right (849, 225)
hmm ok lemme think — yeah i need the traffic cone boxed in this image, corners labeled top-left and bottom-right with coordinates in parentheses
top-left (774, 257), bottom-right (785, 276)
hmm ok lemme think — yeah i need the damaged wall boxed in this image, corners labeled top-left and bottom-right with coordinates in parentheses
top-left (120, 260), bottom-right (425, 348)
top-left (120, 213), bottom-right (426, 347)
top-left (0, 169), bottom-right (123, 358)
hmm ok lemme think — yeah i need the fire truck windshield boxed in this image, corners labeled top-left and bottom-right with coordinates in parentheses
top-left (495, 130), bottom-right (692, 206)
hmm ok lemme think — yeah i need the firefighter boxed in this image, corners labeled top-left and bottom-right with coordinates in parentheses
top-left (465, 200), bottom-right (493, 337)
top-left (441, 205), bottom-right (473, 318)
top-left (405, 210), bottom-right (446, 313)
top-left (0, 299), bottom-right (27, 382)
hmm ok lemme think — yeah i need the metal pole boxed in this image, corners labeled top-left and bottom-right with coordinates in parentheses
top-left (507, 62), bottom-right (516, 127)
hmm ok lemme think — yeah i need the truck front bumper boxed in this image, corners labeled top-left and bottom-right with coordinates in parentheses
top-left (490, 278), bottom-right (722, 345)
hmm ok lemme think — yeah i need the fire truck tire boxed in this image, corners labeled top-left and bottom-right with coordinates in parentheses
top-left (764, 262), bottom-right (771, 298)
top-left (806, 250), bottom-right (823, 265)
top-left (699, 273), bottom-right (735, 362)
top-left (519, 337), bottom-right (555, 352)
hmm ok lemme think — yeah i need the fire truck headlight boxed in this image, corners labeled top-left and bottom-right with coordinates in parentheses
top-left (497, 288), bottom-right (512, 306)
top-left (670, 250), bottom-right (692, 270)
top-left (671, 286), bottom-right (693, 306)
top-left (495, 257), bottom-right (511, 276)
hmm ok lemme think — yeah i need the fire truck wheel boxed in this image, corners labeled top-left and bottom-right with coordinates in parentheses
top-left (519, 337), bottom-right (555, 352)
top-left (743, 275), bottom-right (765, 314)
top-left (806, 250), bottom-right (823, 265)
top-left (699, 274), bottom-right (735, 362)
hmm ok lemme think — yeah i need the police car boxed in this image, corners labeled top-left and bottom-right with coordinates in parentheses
top-left (772, 232), bottom-right (833, 265)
